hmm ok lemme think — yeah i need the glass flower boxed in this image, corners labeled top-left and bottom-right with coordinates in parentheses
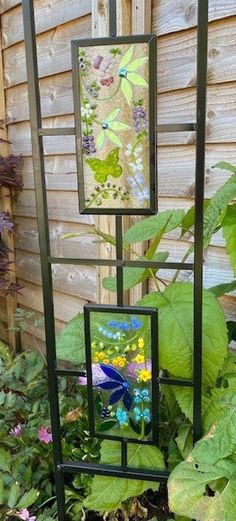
top-left (96, 108), bottom-right (130, 149)
top-left (116, 407), bottom-right (128, 426)
top-left (118, 45), bottom-right (148, 105)
top-left (133, 388), bottom-right (150, 404)
top-left (137, 369), bottom-right (152, 383)
top-left (133, 406), bottom-right (151, 423)
top-left (132, 354), bottom-right (145, 364)
top-left (96, 364), bottom-right (132, 410)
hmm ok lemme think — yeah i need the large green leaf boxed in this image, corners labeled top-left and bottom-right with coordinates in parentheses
top-left (169, 396), bottom-right (236, 521)
top-left (139, 283), bottom-right (228, 386)
top-left (56, 314), bottom-right (85, 365)
top-left (169, 458), bottom-right (236, 521)
top-left (17, 488), bottom-right (39, 509)
top-left (84, 440), bottom-right (165, 512)
top-left (0, 448), bottom-right (11, 472)
top-left (102, 252), bottom-right (169, 292)
top-left (175, 424), bottom-right (192, 460)
top-left (193, 394), bottom-right (236, 465)
top-left (181, 201), bottom-right (210, 237)
top-left (222, 204), bottom-right (236, 276)
top-left (209, 280), bottom-right (236, 297)
top-left (8, 482), bottom-right (20, 508)
top-left (124, 210), bottom-right (185, 244)
top-left (204, 164), bottom-right (236, 247)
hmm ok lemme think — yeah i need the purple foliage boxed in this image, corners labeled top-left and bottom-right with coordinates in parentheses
top-left (0, 211), bottom-right (14, 234)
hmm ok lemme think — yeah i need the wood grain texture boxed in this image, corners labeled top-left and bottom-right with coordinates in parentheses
top-left (1, 0), bottom-right (92, 48)
top-left (13, 189), bottom-right (94, 224)
top-left (15, 249), bottom-right (97, 301)
top-left (15, 216), bottom-right (98, 258)
top-left (16, 144), bottom-right (236, 198)
top-left (3, 16), bottom-right (91, 88)
top-left (158, 17), bottom-right (236, 93)
top-left (0, 19), bottom-right (17, 350)
top-left (4, 16), bottom-right (236, 92)
top-left (132, 0), bottom-right (151, 34)
top-left (17, 280), bottom-right (87, 323)
top-left (7, 79), bottom-right (236, 149)
top-left (152, 0), bottom-right (236, 35)
top-left (0, 0), bottom-right (20, 15)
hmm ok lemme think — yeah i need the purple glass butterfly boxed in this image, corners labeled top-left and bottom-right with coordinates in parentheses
top-left (96, 364), bottom-right (132, 411)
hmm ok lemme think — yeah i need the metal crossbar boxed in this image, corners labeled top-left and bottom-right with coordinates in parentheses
top-left (22, 0), bottom-right (208, 518)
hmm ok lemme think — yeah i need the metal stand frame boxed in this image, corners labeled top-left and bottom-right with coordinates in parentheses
top-left (22, 0), bottom-right (208, 518)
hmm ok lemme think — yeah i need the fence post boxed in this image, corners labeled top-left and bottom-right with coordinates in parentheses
top-left (0, 17), bottom-right (17, 351)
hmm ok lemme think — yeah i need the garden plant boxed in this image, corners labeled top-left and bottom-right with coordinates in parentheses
top-left (1, 161), bottom-right (236, 520)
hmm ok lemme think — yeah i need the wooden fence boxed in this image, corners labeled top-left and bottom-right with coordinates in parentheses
top-left (0, 0), bottom-right (235, 349)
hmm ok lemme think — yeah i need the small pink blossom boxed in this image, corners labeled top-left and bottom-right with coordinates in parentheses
top-left (16, 508), bottom-right (36, 521)
top-left (9, 423), bottom-right (23, 437)
top-left (38, 426), bottom-right (52, 444)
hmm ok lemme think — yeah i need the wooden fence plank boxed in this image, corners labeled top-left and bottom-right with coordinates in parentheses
top-left (1, 0), bottom-right (92, 48)
top-left (17, 143), bottom-right (236, 198)
top-left (152, 0), bottom-right (236, 36)
top-left (157, 17), bottom-right (236, 93)
top-left (17, 280), bottom-right (86, 322)
top-left (15, 216), bottom-right (98, 258)
top-left (16, 250), bottom-right (97, 301)
top-left (150, 238), bottom-right (234, 291)
top-left (4, 16), bottom-right (236, 93)
top-left (3, 16), bottom-right (91, 88)
top-left (0, 17), bottom-right (17, 350)
top-left (7, 81), bottom-right (236, 146)
top-left (13, 190), bottom-right (94, 223)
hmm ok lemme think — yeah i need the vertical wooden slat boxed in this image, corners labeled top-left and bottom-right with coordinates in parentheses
top-left (132, 0), bottom-right (152, 34)
top-left (0, 17), bottom-right (17, 350)
top-left (129, 0), bottom-right (152, 305)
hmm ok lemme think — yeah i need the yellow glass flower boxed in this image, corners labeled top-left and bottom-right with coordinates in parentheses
top-left (137, 369), bottom-right (151, 383)
top-left (132, 354), bottom-right (145, 364)
top-left (112, 356), bottom-right (127, 368)
top-left (138, 338), bottom-right (145, 349)
top-left (93, 351), bottom-right (110, 363)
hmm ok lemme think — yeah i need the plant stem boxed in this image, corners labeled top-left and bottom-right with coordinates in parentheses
top-left (172, 245), bottom-right (193, 283)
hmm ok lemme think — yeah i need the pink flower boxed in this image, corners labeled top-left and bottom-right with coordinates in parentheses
top-left (9, 423), bottom-right (23, 437)
top-left (16, 508), bottom-right (36, 521)
top-left (38, 426), bottom-right (52, 444)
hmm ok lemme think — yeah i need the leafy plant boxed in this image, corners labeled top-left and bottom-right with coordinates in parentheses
top-left (55, 161), bottom-right (236, 519)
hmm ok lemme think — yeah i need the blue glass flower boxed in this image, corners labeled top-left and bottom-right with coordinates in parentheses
top-left (116, 407), bottom-right (128, 426)
top-left (96, 364), bottom-right (132, 411)
top-left (131, 317), bottom-right (142, 330)
top-left (133, 388), bottom-right (150, 404)
top-left (133, 406), bottom-right (151, 423)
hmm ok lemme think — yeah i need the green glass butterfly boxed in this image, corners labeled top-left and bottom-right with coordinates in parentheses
top-left (85, 147), bottom-right (122, 184)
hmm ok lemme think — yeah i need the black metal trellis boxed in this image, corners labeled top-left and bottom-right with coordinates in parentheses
top-left (22, 0), bottom-right (208, 519)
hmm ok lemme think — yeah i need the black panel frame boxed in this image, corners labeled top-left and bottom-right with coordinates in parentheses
top-left (71, 33), bottom-right (157, 215)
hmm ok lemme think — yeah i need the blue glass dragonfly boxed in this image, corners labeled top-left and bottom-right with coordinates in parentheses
top-left (96, 364), bottom-right (132, 411)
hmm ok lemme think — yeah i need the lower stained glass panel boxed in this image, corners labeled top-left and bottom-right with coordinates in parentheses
top-left (84, 305), bottom-right (158, 444)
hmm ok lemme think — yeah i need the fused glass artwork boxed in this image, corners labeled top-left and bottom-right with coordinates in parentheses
top-left (72, 34), bottom-right (157, 215)
top-left (84, 305), bottom-right (158, 443)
